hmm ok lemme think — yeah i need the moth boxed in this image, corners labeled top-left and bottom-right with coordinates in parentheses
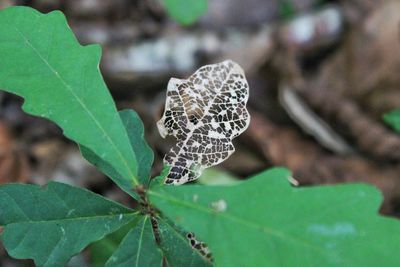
top-left (158, 60), bottom-right (250, 185)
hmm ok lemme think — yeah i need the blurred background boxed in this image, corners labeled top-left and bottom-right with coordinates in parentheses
top-left (1, 0), bottom-right (400, 266)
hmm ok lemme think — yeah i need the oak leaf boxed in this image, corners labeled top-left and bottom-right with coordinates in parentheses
top-left (157, 60), bottom-right (250, 185)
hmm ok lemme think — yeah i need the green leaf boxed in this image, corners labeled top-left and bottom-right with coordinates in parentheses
top-left (105, 216), bottom-right (163, 267)
top-left (383, 108), bottom-right (400, 133)
top-left (89, 219), bottom-right (141, 267)
top-left (0, 7), bottom-right (139, 188)
top-left (150, 168), bottom-right (400, 267)
top-left (90, 211), bottom-right (212, 267)
top-left (0, 182), bottom-right (138, 267)
top-left (81, 110), bottom-right (154, 198)
top-left (119, 110), bottom-right (154, 183)
top-left (163, 0), bottom-right (208, 25)
top-left (149, 165), bottom-right (171, 188)
top-left (157, 217), bottom-right (213, 267)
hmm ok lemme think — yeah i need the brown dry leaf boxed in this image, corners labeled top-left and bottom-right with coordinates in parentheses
top-left (0, 121), bottom-right (29, 184)
top-left (157, 60), bottom-right (250, 184)
top-left (313, 1), bottom-right (400, 104)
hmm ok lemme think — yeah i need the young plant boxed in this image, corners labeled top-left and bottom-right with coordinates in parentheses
top-left (1, 6), bottom-right (400, 267)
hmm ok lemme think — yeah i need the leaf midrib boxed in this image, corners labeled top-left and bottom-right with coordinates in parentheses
top-left (175, 65), bottom-right (236, 160)
top-left (4, 211), bottom-right (139, 226)
top-left (13, 25), bottom-right (138, 186)
top-left (135, 216), bottom-right (148, 267)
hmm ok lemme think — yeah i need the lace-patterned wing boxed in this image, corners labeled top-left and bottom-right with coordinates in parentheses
top-left (157, 60), bottom-right (250, 185)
